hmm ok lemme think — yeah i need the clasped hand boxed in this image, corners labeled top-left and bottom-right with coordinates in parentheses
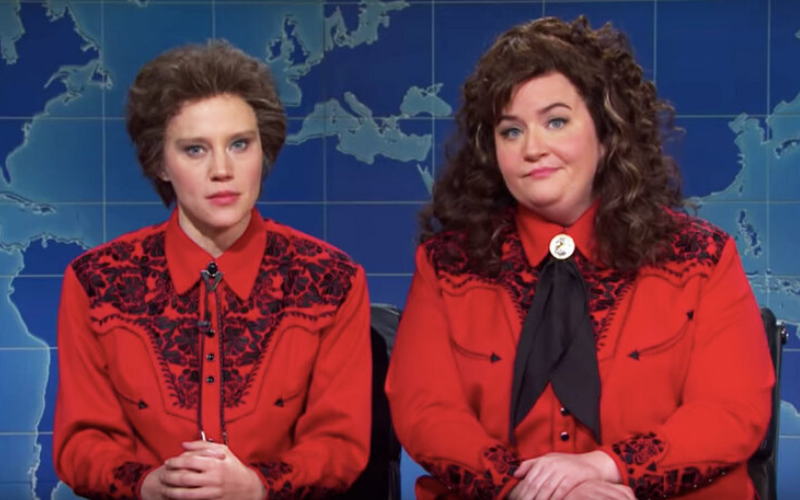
top-left (141, 441), bottom-right (266, 500)
top-left (508, 451), bottom-right (634, 500)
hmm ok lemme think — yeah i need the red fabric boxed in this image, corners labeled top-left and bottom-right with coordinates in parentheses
top-left (54, 208), bottom-right (372, 499)
top-left (386, 206), bottom-right (774, 500)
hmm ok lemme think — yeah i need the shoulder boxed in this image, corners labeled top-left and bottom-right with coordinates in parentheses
top-left (262, 218), bottom-right (361, 278)
top-left (418, 224), bottom-right (521, 283)
top-left (420, 229), bottom-right (474, 278)
top-left (69, 221), bottom-right (168, 294)
top-left (650, 209), bottom-right (731, 276)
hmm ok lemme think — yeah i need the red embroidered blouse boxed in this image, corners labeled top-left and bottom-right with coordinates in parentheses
top-left (386, 205), bottom-right (774, 500)
top-left (54, 208), bottom-right (372, 499)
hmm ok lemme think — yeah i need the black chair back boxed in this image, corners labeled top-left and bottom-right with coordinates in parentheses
top-left (748, 307), bottom-right (788, 500)
top-left (341, 304), bottom-right (402, 500)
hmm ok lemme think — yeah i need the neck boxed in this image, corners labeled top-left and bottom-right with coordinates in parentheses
top-left (524, 198), bottom-right (595, 228)
top-left (177, 210), bottom-right (251, 259)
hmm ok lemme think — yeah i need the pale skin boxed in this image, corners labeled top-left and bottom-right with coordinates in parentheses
top-left (141, 442), bottom-right (265, 500)
top-left (158, 93), bottom-right (265, 258)
top-left (508, 451), bottom-right (626, 500)
top-left (493, 71), bottom-right (604, 227)
top-left (560, 480), bottom-right (636, 500)
top-left (495, 73), bottom-right (626, 500)
top-left (140, 93), bottom-right (268, 499)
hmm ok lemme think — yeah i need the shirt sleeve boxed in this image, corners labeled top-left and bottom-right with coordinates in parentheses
top-left (53, 264), bottom-right (155, 500)
top-left (249, 265), bottom-right (372, 499)
top-left (599, 238), bottom-right (775, 498)
top-left (386, 246), bottom-right (521, 500)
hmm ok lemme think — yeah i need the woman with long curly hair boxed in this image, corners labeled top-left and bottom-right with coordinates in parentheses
top-left (386, 16), bottom-right (773, 500)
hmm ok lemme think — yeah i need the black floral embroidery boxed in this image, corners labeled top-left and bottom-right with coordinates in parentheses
top-left (655, 212), bottom-right (729, 276)
top-left (612, 432), bottom-right (665, 466)
top-left (74, 461), bottom-right (151, 500)
top-left (420, 445), bottom-right (520, 499)
top-left (612, 433), bottom-right (729, 498)
top-left (633, 466), bottom-right (728, 498)
top-left (425, 212), bottom-right (725, 351)
top-left (253, 461), bottom-right (341, 499)
top-left (72, 220), bottom-right (357, 410)
top-left (425, 224), bottom-right (635, 348)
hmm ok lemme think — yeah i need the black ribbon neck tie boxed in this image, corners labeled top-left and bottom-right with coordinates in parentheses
top-left (510, 233), bottom-right (601, 443)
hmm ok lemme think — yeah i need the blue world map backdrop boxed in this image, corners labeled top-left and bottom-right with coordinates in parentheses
top-left (0, 0), bottom-right (799, 499)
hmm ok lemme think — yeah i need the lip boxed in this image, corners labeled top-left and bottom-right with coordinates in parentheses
top-left (526, 167), bottom-right (560, 179)
top-left (207, 191), bottom-right (240, 206)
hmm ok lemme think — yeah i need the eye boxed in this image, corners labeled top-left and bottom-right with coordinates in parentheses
top-left (230, 138), bottom-right (250, 151)
top-left (547, 117), bottom-right (568, 130)
top-left (184, 145), bottom-right (205, 157)
top-left (498, 127), bottom-right (523, 139)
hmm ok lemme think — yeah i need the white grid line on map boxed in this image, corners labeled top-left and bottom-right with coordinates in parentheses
top-left (101, 0), bottom-right (107, 245)
top-left (0, 272), bottom-right (416, 279)
top-left (0, 200), bottom-right (432, 205)
top-left (0, 432), bottom-right (53, 436)
top-left (1, 1), bottom-right (754, 4)
top-left (6, 114), bottom-right (800, 121)
top-left (4, 200), bottom-right (797, 206)
top-left (652, 0), bottom-right (657, 85)
top-left (322, 2), bottom-right (328, 242)
top-left (13, 113), bottom-right (799, 121)
top-left (766, 0), bottom-right (772, 309)
top-left (431, 0), bottom-right (436, 179)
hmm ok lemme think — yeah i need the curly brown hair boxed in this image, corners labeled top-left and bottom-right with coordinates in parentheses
top-left (125, 39), bottom-right (287, 206)
top-left (422, 16), bottom-right (684, 273)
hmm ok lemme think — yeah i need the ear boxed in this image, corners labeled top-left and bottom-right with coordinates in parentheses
top-left (157, 168), bottom-right (170, 182)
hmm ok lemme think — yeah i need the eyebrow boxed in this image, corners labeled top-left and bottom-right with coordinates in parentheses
top-left (173, 129), bottom-right (259, 144)
top-left (498, 102), bottom-right (572, 122)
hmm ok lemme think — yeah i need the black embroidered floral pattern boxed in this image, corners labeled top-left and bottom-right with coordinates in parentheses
top-left (484, 445), bottom-right (520, 477)
top-left (655, 213), bottom-right (729, 276)
top-left (74, 461), bottom-right (151, 500)
top-left (574, 253), bottom-right (636, 348)
top-left (72, 222), bottom-right (357, 410)
top-left (253, 461), bottom-right (341, 499)
top-left (420, 445), bottom-right (520, 499)
top-left (612, 432), bottom-right (665, 466)
top-left (633, 465), bottom-right (728, 498)
top-left (424, 225), bottom-right (635, 347)
top-left (425, 212), bottom-right (724, 350)
top-left (611, 433), bottom-right (729, 498)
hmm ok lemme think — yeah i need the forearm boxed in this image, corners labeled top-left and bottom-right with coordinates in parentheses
top-left (249, 268), bottom-right (372, 498)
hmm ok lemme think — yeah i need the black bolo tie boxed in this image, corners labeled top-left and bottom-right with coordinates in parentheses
top-left (509, 233), bottom-right (601, 443)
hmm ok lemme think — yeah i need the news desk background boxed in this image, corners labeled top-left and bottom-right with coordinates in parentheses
top-left (1, 1), bottom-right (799, 499)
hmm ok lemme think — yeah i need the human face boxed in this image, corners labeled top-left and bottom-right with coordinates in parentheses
top-left (494, 72), bottom-right (604, 226)
top-left (161, 94), bottom-right (263, 255)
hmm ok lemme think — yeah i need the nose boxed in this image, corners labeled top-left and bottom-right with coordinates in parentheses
top-left (209, 149), bottom-right (233, 180)
top-left (522, 128), bottom-right (547, 161)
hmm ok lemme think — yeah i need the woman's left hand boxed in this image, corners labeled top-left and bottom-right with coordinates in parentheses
top-left (508, 451), bottom-right (620, 500)
top-left (159, 441), bottom-right (265, 500)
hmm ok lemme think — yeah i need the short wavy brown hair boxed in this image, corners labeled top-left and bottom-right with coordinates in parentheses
top-left (422, 16), bottom-right (684, 273)
top-left (125, 39), bottom-right (287, 206)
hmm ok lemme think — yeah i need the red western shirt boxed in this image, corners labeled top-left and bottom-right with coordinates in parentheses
top-left (54, 208), bottom-right (372, 499)
top-left (386, 205), bottom-right (774, 500)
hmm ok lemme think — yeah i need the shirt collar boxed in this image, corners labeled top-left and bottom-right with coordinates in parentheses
top-left (165, 207), bottom-right (266, 300)
top-left (515, 201), bottom-right (600, 267)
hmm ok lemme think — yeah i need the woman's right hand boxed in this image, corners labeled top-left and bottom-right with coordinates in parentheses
top-left (508, 451), bottom-right (620, 500)
top-left (509, 477), bottom-right (635, 500)
top-left (562, 480), bottom-right (636, 500)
